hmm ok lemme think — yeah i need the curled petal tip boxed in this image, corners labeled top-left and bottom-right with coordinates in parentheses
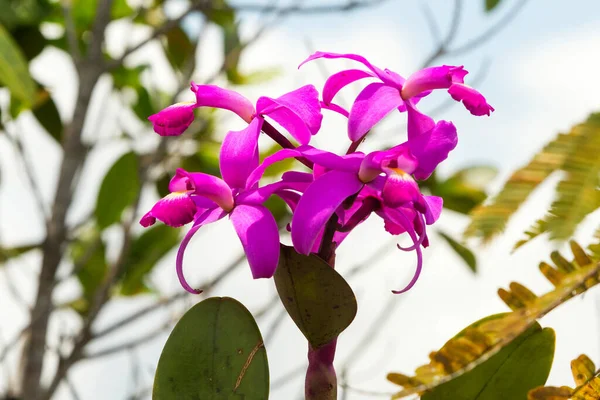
top-left (148, 102), bottom-right (196, 136)
top-left (448, 83), bottom-right (494, 116)
top-left (139, 213), bottom-right (156, 227)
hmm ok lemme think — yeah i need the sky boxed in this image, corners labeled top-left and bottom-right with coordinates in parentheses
top-left (1, 0), bottom-right (600, 399)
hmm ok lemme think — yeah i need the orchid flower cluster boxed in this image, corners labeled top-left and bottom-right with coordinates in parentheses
top-left (140, 51), bottom-right (493, 294)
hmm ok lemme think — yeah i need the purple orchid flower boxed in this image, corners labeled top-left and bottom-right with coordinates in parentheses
top-left (299, 51), bottom-right (494, 142)
top-left (147, 82), bottom-right (323, 146)
top-left (247, 143), bottom-right (442, 293)
top-left (139, 133), bottom-right (308, 294)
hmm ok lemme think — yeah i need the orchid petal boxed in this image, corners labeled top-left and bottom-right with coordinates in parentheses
top-left (321, 101), bottom-right (349, 118)
top-left (237, 179), bottom-right (312, 205)
top-left (258, 85), bottom-right (323, 135)
top-left (180, 170), bottom-right (234, 211)
top-left (246, 148), bottom-right (302, 188)
top-left (423, 195), bottom-right (443, 225)
top-left (148, 101), bottom-right (196, 136)
top-left (220, 116), bottom-right (263, 189)
top-left (401, 65), bottom-right (467, 99)
top-left (291, 170), bottom-right (363, 254)
top-left (382, 207), bottom-right (424, 294)
top-left (299, 51), bottom-right (402, 86)
top-left (139, 192), bottom-right (196, 227)
top-left (175, 207), bottom-right (227, 294)
top-left (322, 69), bottom-right (375, 104)
top-left (381, 171), bottom-right (421, 208)
top-left (348, 82), bottom-right (404, 141)
top-left (406, 102), bottom-right (436, 140)
top-left (191, 83), bottom-right (255, 122)
top-left (257, 100), bottom-right (312, 145)
top-left (448, 83), bottom-right (495, 116)
top-left (230, 204), bottom-right (280, 279)
top-left (408, 120), bottom-right (458, 180)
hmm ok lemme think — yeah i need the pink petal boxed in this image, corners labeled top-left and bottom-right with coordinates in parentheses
top-left (139, 192), bottom-right (197, 228)
top-left (220, 116), bottom-right (263, 189)
top-left (246, 148), bottom-right (302, 188)
top-left (322, 69), bottom-right (375, 104)
top-left (381, 207), bottom-right (424, 294)
top-left (299, 51), bottom-right (403, 87)
top-left (178, 170), bottom-right (234, 211)
top-left (406, 102), bottom-right (436, 140)
top-left (256, 101), bottom-right (312, 145)
top-left (191, 82), bottom-right (255, 122)
top-left (259, 85), bottom-right (323, 135)
top-left (401, 65), bottom-right (468, 99)
top-left (448, 83), bottom-right (495, 116)
top-left (176, 207), bottom-right (227, 294)
top-left (321, 101), bottom-right (349, 118)
top-left (230, 204), bottom-right (280, 279)
top-left (148, 101), bottom-right (196, 136)
top-left (291, 170), bottom-right (363, 255)
top-left (348, 82), bottom-right (404, 141)
top-left (408, 120), bottom-right (458, 180)
top-left (423, 195), bottom-right (443, 224)
top-left (381, 170), bottom-right (421, 208)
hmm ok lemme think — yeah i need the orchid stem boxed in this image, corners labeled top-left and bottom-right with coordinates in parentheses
top-left (305, 339), bottom-right (338, 400)
top-left (346, 133), bottom-right (367, 154)
top-left (261, 120), bottom-right (314, 168)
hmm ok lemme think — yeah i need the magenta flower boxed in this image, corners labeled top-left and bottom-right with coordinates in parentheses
top-left (148, 82), bottom-right (323, 146)
top-left (140, 134), bottom-right (307, 293)
top-left (248, 143), bottom-right (442, 293)
top-left (299, 51), bottom-right (494, 141)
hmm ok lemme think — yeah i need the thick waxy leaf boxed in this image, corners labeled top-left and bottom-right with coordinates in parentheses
top-left (274, 245), bottom-right (357, 348)
top-left (387, 242), bottom-right (600, 398)
top-left (437, 230), bottom-right (477, 273)
top-left (528, 354), bottom-right (600, 399)
top-left (0, 23), bottom-right (36, 106)
top-left (95, 151), bottom-right (140, 229)
top-left (153, 297), bottom-right (269, 400)
top-left (420, 323), bottom-right (554, 400)
top-left (119, 224), bottom-right (180, 295)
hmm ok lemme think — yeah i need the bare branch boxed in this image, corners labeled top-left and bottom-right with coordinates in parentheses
top-left (62, 4), bottom-right (81, 63)
top-left (84, 322), bottom-right (171, 360)
top-left (230, 0), bottom-right (389, 14)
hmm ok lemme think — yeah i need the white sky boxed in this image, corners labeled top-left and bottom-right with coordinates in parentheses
top-left (1, 0), bottom-right (600, 399)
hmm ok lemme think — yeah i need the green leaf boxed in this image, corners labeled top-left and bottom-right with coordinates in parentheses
top-left (485, 0), bottom-right (502, 12)
top-left (163, 26), bottom-right (194, 71)
top-left (70, 228), bottom-right (107, 314)
top-left (95, 151), bottom-right (140, 229)
top-left (274, 245), bottom-right (357, 348)
top-left (11, 26), bottom-right (46, 60)
top-left (0, 243), bottom-right (40, 265)
top-left (0, 22), bottom-right (36, 106)
top-left (32, 89), bottom-right (63, 142)
top-left (0, 0), bottom-right (52, 30)
top-left (112, 64), bottom-right (147, 90)
top-left (153, 297), bottom-right (269, 400)
top-left (437, 230), bottom-right (477, 273)
top-left (421, 325), bottom-right (555, 400)
top-left (119, 224), bottom-right (180, 296)
top-left (132, 87), bottom-right (155, 122)
top-left (428, 166), bottom-right (497, 215)
top-left (72, 0), bottom-right (133, 32)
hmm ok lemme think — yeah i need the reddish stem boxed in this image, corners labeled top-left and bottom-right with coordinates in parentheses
top-left (305, 340), bottom-right (338, 400)
top-left (345, 133), bottom-right (367, 154)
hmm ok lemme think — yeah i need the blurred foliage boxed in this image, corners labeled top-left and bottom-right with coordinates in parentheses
top-left (387, 241), bottom-right (600, 398)
top-left (153, 297), bottom-right (269, 399)
top-left (422, 165), bottom-right (497, 272)
top-left (274, 245), bottom-right (358, 348)
top-left (528, 354), bottom-right (600, 400)
top-left (485, 0), bottom-right (502, 12)
top-left (0, 243), bottom-right (40, 265)
top-left (0, 22), bottom-right (36, 106)
top-left (465, 112), bottom-right (600, 247)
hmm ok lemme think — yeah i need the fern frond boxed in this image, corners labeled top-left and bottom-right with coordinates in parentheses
top-left (465, 113), bottom-right (600, 244)
top-left (528, 354), bottom-right (600, 399)
top-left (387, 241), bottom-right (600, 399)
